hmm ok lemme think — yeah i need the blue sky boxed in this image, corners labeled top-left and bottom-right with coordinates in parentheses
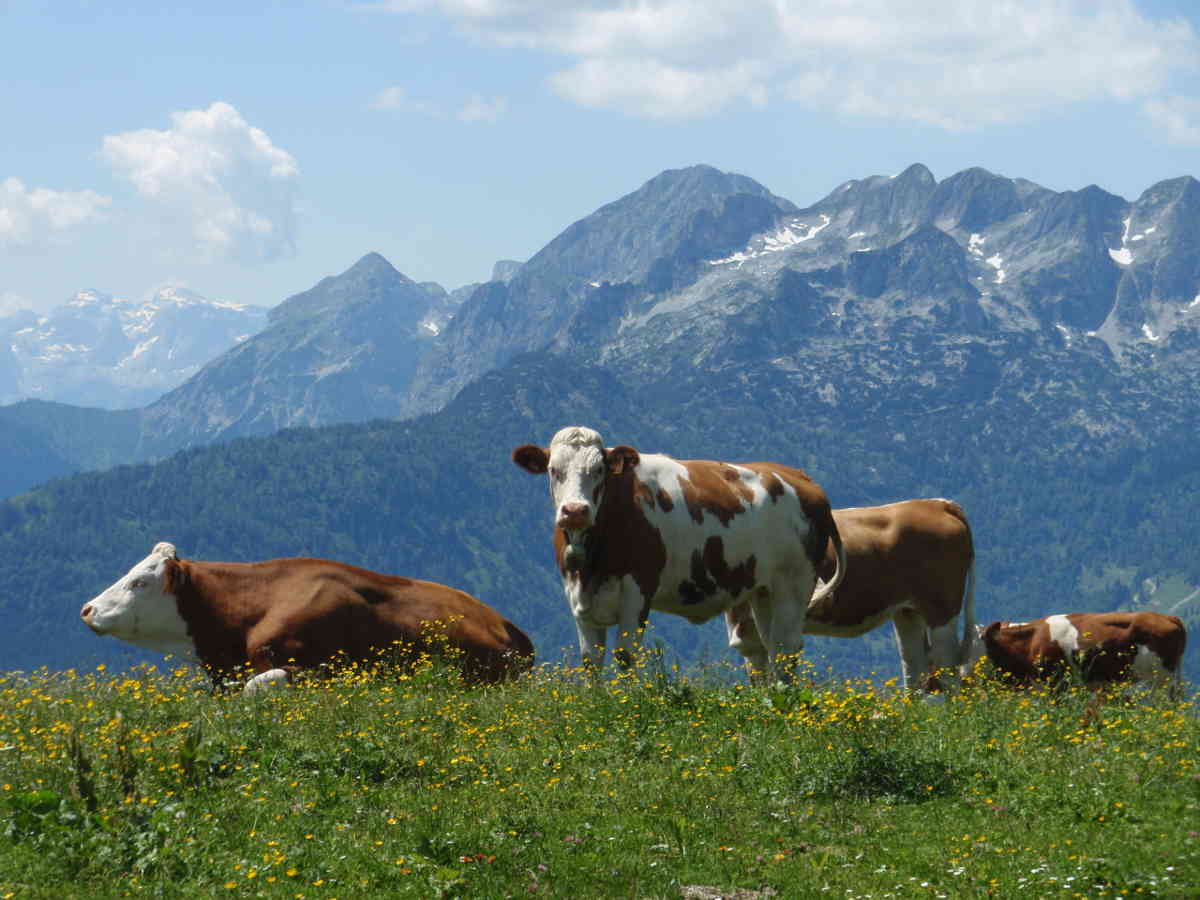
top-left (4, 0), bottom-right (1200, 314)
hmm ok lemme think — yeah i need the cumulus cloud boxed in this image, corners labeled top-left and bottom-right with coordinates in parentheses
top-left (102, 101), bottom-right (300, 264)
top-left (371, 0), bottom-right (1200, 127)
top-left (0, 177), bottom-right (110, 250)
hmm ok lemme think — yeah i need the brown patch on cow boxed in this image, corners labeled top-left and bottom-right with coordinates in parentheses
top-left (656, 487), bottom-right (674, 512)
top-left (634, 479), bottom-right (657, 510)
top-left (164, 555), bottom-right (534, 686)
top-left (807, 498), bottom-right (974, 632)
top-left (679, 537), bottom-right (757, 606)
top-left (759, 470), bottom-right (785, 502)
top-left (677, 460), bottom-right (755, 527)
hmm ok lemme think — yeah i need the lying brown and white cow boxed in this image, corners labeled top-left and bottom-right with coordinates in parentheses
top-left (967, 611), bottom-right (1186, 696)
top-left (725, 498), bottom-right (976, 691)
top-left (512, 426), bottom-right (845, 680)
top-left (81, 542), bottom-right (535, 692)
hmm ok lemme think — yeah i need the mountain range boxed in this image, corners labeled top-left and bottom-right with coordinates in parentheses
top-left (2, 161), bottom-right (1198, 681)
top-left (0, 286), bottom-right (269, 409)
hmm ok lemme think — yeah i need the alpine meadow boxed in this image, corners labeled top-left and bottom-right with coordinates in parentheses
top-left (2, 163), bottom-right (1199, 897)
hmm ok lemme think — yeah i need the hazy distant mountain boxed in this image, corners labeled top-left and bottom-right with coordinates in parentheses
top-left (1, 287), bottom-right (268, 409)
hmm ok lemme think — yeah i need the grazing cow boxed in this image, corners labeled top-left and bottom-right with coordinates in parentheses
top-left (81, 542), bottom-right (535, 691)
top-left (512, 426), bottom-right (845, 680)
top-left (969, 611), bottom-right (1186, 696)
top-left (725, 498), bottom-right (976, 691)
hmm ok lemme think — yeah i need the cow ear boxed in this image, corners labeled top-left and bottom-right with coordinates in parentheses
top-left (512, 444), bottom-right (550, 474)
top-left (153, 542), bottom-right (178, 560)
top-left (606, 445), bottom-right (640, 475)
top-left (983, 621), bottom-right (1003, 641)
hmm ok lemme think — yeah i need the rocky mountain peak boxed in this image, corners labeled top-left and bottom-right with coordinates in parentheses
top-left (270, 252), bottom-right (415, 324)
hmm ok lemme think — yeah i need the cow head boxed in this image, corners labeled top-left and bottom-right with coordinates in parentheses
top-left (80, 542), bottom-right (194, 657)
top-left (512, 426), bottom-right (639, 538)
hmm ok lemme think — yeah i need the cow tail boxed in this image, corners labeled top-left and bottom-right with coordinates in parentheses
top-left (810, 521), bottom-right (846, 606)
top-left (957, 559), bottom-right (977, 667)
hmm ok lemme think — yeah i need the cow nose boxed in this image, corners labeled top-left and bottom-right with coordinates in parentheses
top-left (558, 502), bottom-right (591, 529)
top-left (80, 604), bottom-right (93, 621)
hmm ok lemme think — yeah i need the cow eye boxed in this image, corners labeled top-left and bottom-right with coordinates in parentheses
top-left (129, 578), bottom-right (144, 589)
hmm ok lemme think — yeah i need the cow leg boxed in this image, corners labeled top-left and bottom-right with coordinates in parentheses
top-left (760, 575), bottom-right (813, 684)
top-left (926, 619), bottom-right (963, 693)
top-left (575, 619), bottom-right (608, 671)
top-left (612, 597), bottom-right (648, 669)
top-left (892, 609), bottom-right (929, 693)
top-left (724, 602), bottom-right (768, 681)
top-left (245, 622), bottom-right (306, 694)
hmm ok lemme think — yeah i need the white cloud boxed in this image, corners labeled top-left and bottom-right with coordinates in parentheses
top-left (1143, 95), bottom-right (1200, 145)
top-left (101, 101), bottom-right (300, 264)
top-left (371, 84), bottom-right (506, 121)
top-left (0, 291), bottom-right (33, 316)
top-left (0, 176), bottom-right (110, 250)
top-left (458, 94), bottom-right (508, 122)
top-left (551, 57), bottom-right (766, 119)
top-left (370, 85), bottom-right (444, 117)
top-left (372, 0), bottom-right (1200, 127)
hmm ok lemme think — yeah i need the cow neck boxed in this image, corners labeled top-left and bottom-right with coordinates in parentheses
top-left (558, 467), bottom-right (666, 604)
top-left (170, 560), bottom-right (258, 677)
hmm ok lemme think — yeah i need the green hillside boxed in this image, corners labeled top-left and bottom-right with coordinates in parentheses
top-left (0, 352), bottom-right (1197, 684)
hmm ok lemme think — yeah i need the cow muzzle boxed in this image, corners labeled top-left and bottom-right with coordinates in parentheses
top-left (80, 604), bottom-right (104, 634)
top-left (556, 502), bottom-right (593, 531)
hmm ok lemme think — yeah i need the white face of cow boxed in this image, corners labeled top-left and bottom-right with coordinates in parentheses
top-left (80, 542), bottom-right (195, 658)
top-left (546, 427), bottom-right (609, 534)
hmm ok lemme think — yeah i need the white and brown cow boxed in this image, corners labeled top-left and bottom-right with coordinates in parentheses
top-left (968, 611), bottom-right (1186, 697)
top-left (512, 426), bottom-right (845, 680)
top-left (81, 542), bottom-right (535, 691)
top-left (725, 499), bottom-right (977, 691)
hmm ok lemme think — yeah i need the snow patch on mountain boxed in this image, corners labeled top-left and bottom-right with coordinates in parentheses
top-left (708, 214), bottom-right (832, 267)
top-left (1109, 217), bottom-right (1135, 265)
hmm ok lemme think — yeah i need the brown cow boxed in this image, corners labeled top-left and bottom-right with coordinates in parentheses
top-left (726, 498), bottom-right (976, 691)
top-left (80, 542), bottom-right (534, 691)
top-left (969, 611), bottom-right (1186, 697)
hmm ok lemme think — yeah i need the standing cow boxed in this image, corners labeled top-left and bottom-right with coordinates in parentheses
top-left (725, 499), bottom-right (976, 691)
top-left (512, 426), bottom-right (845, 680)
top-left (967, 611), bottom-right (1186, 697)
top-left (81, 542), bottom-right (535, 691)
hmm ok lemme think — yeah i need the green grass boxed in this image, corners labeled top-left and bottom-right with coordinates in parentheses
top-left (0, 653), bottom-right (1197, 899)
